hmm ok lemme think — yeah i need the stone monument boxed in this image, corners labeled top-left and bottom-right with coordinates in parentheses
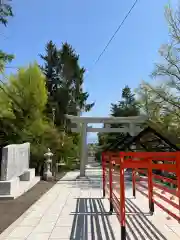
top-left (0, 142), bottom-right (40, 199)
top-left (1, 142), bottom-right (30, 181)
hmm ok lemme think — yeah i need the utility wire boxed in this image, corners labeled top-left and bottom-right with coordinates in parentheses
top-left (4, 0), bottom-right (139, 74)
top-left (93, 0), bottom-right (139, 67)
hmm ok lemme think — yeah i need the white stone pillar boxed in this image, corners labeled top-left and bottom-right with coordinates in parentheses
top-left (129, 123), bottom-right (136, 137)
top-left (80, 122), bottom-right (87, 177)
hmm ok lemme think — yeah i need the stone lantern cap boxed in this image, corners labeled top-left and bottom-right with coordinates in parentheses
top-left (44, 148), bottom-right (53, 158)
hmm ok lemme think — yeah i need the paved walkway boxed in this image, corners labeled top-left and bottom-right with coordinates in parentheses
top-left (0, 161), bottom-right (180, 239)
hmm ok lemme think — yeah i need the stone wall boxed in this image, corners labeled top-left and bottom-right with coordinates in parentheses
top-left (1, 143), bottom-right (30, 181)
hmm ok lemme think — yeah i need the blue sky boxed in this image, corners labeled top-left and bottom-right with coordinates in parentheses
top-left (1, 0), bottom-right (176, 142)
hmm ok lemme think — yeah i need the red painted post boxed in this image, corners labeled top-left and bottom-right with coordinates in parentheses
top-left (132, 169), bottom-right (136, 197)
top-left (120, 153), bottom-right (126, 240)
top-left (176, 152), bottom-right (180, 222)
top-left (109, 154), bottom-right (113, 213)
top-left (102, 152), bottom-right (105, 197)
top-left (148, 158), bottom-right (154, 214)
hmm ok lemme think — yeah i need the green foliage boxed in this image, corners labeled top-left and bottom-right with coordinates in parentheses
top-left (22, 120), bottom-right (63, 170)
top-left (0, 84), bottom-right (14, 119)
top-left (0, 0), bottom-right (14, 71)
top-left (111, 86), bottom-right (139, 117)
top-left (39, 41), bottom-right (93, 169)
top-left (0, 51), bottom-right (14, 71)
top-left (40, 41), bottom-right (94, 127)
top-left (98, 86), bottom-right (140, 152)
top-left (135, 3), bottom-right (180, 137)
top-left (8, 63), bottom-right (48, 119)
top-left (0, 0), bottom-right (13, 26)
top-left (95, 150), bottom-right (101, 162)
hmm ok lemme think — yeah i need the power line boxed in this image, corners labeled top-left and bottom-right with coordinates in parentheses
top-left (93, 0), bottom-right (139, 67)
top-left (4, 0), bottom-right (139, 74)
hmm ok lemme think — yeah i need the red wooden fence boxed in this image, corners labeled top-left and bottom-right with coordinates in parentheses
top-left (102, 151), bottom-right (180, 240)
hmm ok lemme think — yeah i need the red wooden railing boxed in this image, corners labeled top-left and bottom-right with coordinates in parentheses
top-left (102, 151), bottom-right (180, 240)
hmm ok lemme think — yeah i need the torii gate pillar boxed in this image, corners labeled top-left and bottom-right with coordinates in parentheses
top-left (80, 122), bottom-right (87, 177)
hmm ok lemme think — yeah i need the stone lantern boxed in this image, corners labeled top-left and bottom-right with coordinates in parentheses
top-left (43, 148), bottom-right (53, 181)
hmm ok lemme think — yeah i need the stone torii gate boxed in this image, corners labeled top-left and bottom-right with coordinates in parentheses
top-left (65, 115), bottom-right (147, 179)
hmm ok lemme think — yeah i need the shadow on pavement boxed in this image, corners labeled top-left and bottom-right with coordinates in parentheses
top-left (126, 199), bottom-right (168, 240)
top-left (70, 198), bottom-right (116, 240)
top-left (70, 197), bottom-right (168, 240)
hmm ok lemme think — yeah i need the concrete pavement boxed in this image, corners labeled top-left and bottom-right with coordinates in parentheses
top-left (0, 161), bottom-right (180, 239)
